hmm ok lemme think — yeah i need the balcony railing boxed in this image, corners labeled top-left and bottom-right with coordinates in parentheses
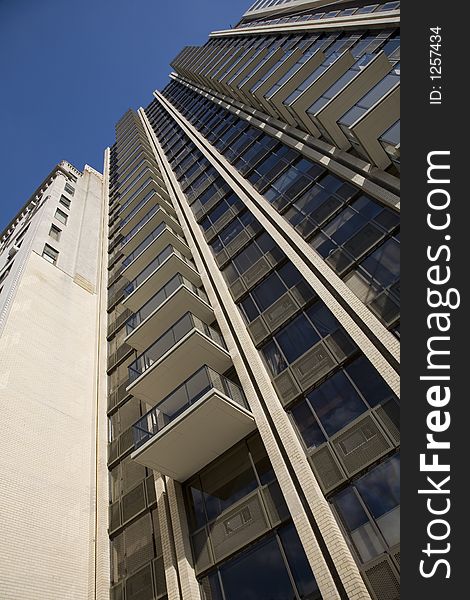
top-left (124, 245), bottom-right (194, 297)
top-left (128, 313), bottom-right (225, 383)
top-left (121, 190), bottom-right (158, 229)
top-left (133, 366), bottom-right (247, 448)
top-left (126, 273), bottom-right (208, 334)
top-left (119, 177), bottom-right (153, 215)
top-left (121, 204), bottom-right (170, 249)
top-left (121, 222), bottom-right (168, 269)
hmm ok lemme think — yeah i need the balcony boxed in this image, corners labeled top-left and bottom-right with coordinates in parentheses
top-left (117, 164), bottom-right (161, 206)
top-left (120, 204), bottom-right (182, 257)
top-left (123, 246), bottom-right (201, 312)
top-left (125, 274), bottom-right (213, 351)
top-left (127, 313), bottom-right (232, 406)
top-left (121, 223), bottom-right (190, 281)
top-left (131, 366), bottom-right (255, 481)
top-left (119, 177), bottom-right (171, 221)
top-left (120, 189), bottom-right (174, 238)
top-left (305, 52), bottom-right (393, 146)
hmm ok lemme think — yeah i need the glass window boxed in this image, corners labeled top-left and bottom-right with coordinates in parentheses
top-left (59, 195), bottom-right (71, 209)
top-left (307, 371), bottom-right (367, 436)
top-left (64, 182), bottom-right (75, 195)
top-left (199, 445), bottom-right (258, 522)
top-left (279, 524), bottom-right (322, 600)
top-left (356, 454), bottom-right (400, 519)
top-left (247, 435), bottom-right (275, 486)
top-left (251, 272), bottom-right (286, 312)
top-left (290, 401), bottom-right (326, 449)
top-left (306, 303), bottom-right (339, 336)
top-left (55, 208), bottom-right (68, 225)
top-left (332, 454), bottom-right (400, 561)
top-left (359, 237), bottom-right (400, 289)
top-left (201, 573), bottom-right (223, 600)
top-left (346, 356), bottom-right (395, 407)
top-left (275, 314), bottom-right (320, 363)
top-left (261, 339), bottom-right (287, 376)
top-left (240, 296), bottom-right (259, 322)
top-left (218, 534), bottom-right (297, 600)
top-left (49, 224), bottom-right (62, 241)
top-left (232, 241), bottom-right (263, 274)
top-left (278, 262), bottom-right (303, 288)
top-left (42, 244), bottom-right (59, 265)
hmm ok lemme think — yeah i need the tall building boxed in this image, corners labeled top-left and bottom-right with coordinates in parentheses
top-left (1, 1), bottom-right (400, 599)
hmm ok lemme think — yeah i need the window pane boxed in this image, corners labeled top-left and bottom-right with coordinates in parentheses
top-left (278, 262), bottom-right (303, 288)
top-left (306, 303), bottom-right (339, 336)
top-left (334, 487), bottom-right (368, 531)
top-left (252, 272), bottom-right (285, 312)
top-left (291, 401), bottom-right (326, 449)
top-left (261, 340), bottom-right (287, 376)
top-left (307, 371), bottom-right (367, 436)
top-left (279, 523), bottom-right (322, 600)
top-left (360, 237), bottom-right (400, 288)
top-left (275, 314), bottom-right (319, 363)
top-left (332, 486), bottom-right (386, 563)
top-left (356, 454), bottom-right (400, 519)
top-left (233, 243), bottom-right (262, 273)
top-left (247, 435), bottom-right (275, 485)
top-left (200, 573), bottom-right (223, 600)
top-left (186, 478), bottom-right (206, 530)
top-left (55, 209), bottom-right (68, 225)
top-left (219, 535), bottom-right (295, 600)
top-left (345, 356), bottom-right (395, 407)
top-left (240, 296), bottom-right (259, 322)
top-left (200, 445), bottom-right (258, 522)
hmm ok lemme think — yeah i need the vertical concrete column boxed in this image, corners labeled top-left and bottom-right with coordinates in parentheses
top-left (165, 478), bottom-right (203, 600)
top-left (155, 474), bottom-right (183, 600)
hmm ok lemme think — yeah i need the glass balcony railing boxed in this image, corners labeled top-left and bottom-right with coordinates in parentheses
top-left (119, 177), bottom-right (153, 214)
top-left (133, 366), bottom-right (247, 448)
top-left (124, 245), bottom-right (195, 296)
top-left (118, 168), bottom-right (154, 201)
top-left (120, 190), bottom-right (158, 229)
top-left (126, 273), bottom-right (209, 334)
top-left (122, 222), bottom-right (168, 268)
top-left (121, 204), bottom-right (172, 249)
top-left (128, 313), bottom-right (226, 384)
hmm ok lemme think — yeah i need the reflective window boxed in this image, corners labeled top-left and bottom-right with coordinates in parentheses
top-left (260, 303), bottom-right (345, 376)
top-left (306, 371), bottom-right (367, 436)
top-left (200, 522), bottom-right (322, 600)
top-left (239, 261), bottom-right (308, 322)
top-left (332, 454), bottom-right (400, 563)
top-left (290, 355), bottom-right (398, 446)
top-left (185, 435), bottom-right (276, 530)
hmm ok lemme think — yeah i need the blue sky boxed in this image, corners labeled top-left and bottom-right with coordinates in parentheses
top-left (0, 0), bottom-right (247, 231)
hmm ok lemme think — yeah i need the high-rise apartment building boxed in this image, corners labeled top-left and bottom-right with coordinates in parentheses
top-left (1, 1), bottom-right (400, 599)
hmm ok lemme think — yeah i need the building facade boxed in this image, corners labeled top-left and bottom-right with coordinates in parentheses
top-left (0, 161), bottom-right (110, 599)
top-left (0, 1), bottom-right (400, 599)
top-left (106, 2), bottom-right (400, 600)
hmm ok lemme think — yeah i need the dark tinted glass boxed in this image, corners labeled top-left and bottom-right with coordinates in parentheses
top-left (307, 371), bottom-right (367, 436)
top-left (356, 453), bottom-right (400, 518)
top-left (279, 523), bottom-right (322, 599)
top-left (346, 356), bottom-right (394, 406)
top-left (275, 314), bottom-right (320, 362)
top-left (219, 535), bottom-right (294, 600)
top-left (291, 401), bottom-right (326, 449)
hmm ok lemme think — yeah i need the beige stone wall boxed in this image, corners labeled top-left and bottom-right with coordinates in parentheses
top-left (0, 167), bottom-right (108, 600)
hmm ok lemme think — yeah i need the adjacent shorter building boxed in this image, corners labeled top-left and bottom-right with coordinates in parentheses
top-left (0, 162), bottom-right (110, 599)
